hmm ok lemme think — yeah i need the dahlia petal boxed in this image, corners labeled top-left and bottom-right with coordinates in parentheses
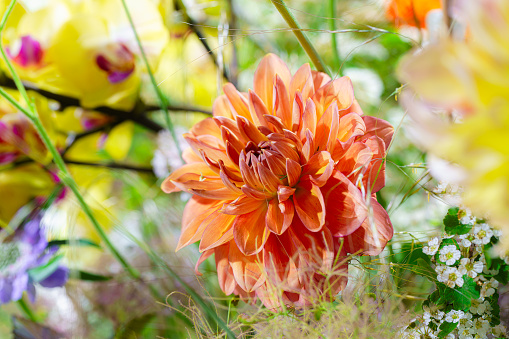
top-left (223, 195), bottom-right (265, 215)
top-left (233, 207), bottom-right (270, 256)
top-left (241, 185), bottom-right (274, 200)
top-left (170, 174), bottom-right (225, 192)
top-left (321, 170), bottom-right (368, 237)
top-left (301, 151), bottom-right (334, 187)
top-left (342, 198), bottom-right (393, 256)
top-left (257, 163), bottom-right (281, 192)
top-left (161, 163), bottom-right (217, 193)
top-left (292, 91), bottom-right (305, 132)
top-left (191, 118), bottom-right (222, 140)
top-left (195, 249), bottom-right (214, 276)
top-left (225, 141), bottom-right (241, 166)
top-left (362, 136), bottom-right (386, 194)
top-left (214, 117), bottom-right (242, 140)
top-left (277, 185), bottom-right (296, 202)
top-left (299, 98), bottom-right (317, 140)
top-left (293, 180), bottom-right (326, 232)
top-left (360, 116), bottom-right (394, 150)
top-left (239, 158), bottom-right (263, 190)
top-left (337, 112), bottom-right (366, 142)
top-left (236, 115), bottom-right (268, 144)
top-left (315, 102), bottom-right (339, 152)
top-left (311, 70), bottom-right (331, 90)
top-left (229, 241), bottom-right (266, 292)
top-left (219, 169), bottom-right (243, 194)
top-left (182, 147), bottom-right (202, 163)
top-left (212, 94), bottom-right (235, 119)
top-left (221, 126), bottom-right (244, 154)
top-left (199, 212), bottom-right (236, 252)
top-left (301, 129), bottom-right (316, 163)
top-left (274, 75), bottom-right (292, 129)
top-left (263, 114), bottom-right (285, 133)
top-left (290, 63), bottom-right (314, 105)
top-left (270, 140), bottom-right (300, 163)
top-left (264, 150), bottom-right (287, 177)
top-left (185, 134), bottom-right (234, 168)
top-left (279, 199), bottom-right (294, 233)
top-left (223, 83), bottom-right (251, 120)
top-left (312, 76), bottom-right (354, 118)
top-left (254, 53), bottom-right (291, 110)
top-left (215, 243), bottom-right (236, 295)
top-left (333, 141), bottom-right (372, 181)
top-left (266, 198), bottom-right (292, 235)
top-left (263, 235), bottom-right (290, 284)
top-left (189, 187), bottom-right (241, 200)
top-left (285, 158), bottom-right (302, 187)
top-left (248, 90), bottom-right (270, 127)
top-left (176, 197), bottom-right (223, 251)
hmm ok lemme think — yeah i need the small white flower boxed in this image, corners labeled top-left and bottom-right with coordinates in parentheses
top-left (472, 317), bottom-right (490, 336)
top-left (480, 278), bottom-right (499, 298)
top-left (459, 208), bottom-right (476, 225)
top-left (469, 298), bottom-right (489, 315)
top-left (458, 234), bottom-right (475, 248)
top-left (444, 309), bottom-right (464, 323)
top-left (438, 267), bottom-right (464, 288)
top-left (472, 223), bottom-right (493, 246)
top-left (439, 245), bottom-right (461, 265)
top-left (423, 311), bottom-right (432, 325)
top-left (458, 258), bottom-right (484, 279)
top-left (492, 324), bottom-right (508, 337)
top-left (423, 237), bottom-right (441, 256)
top-left (493, 229), bottom-right (502, 238)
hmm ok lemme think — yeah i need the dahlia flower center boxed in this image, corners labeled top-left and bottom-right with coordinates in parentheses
top-left (95, 43), bottom-right (135, 83)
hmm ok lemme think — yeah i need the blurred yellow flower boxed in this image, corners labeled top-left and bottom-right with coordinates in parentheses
top-left (3, 0), bottom-right (168, 109)
top-left (398, 0), bottom-right (509, 246)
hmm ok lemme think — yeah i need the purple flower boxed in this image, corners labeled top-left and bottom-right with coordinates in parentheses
top-left (0, 216), bottom-right (68, 304)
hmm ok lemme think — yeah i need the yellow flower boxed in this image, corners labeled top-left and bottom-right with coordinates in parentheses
top-left (3, 0), bottom-right (168, 109)
top-left (398, 0), bottom-right (509, 246)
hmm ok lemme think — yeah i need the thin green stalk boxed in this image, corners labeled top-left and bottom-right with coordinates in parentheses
top-left (17, 298), bottom-right (37, 322)
top-left (328, 0), bottom-right (341, 74)
top-left (0, 0), bottom-right (146, 293)
top-left (270, 0), bottom-right (329, 75)
top-left (120, 0), bottom-right (183, 163)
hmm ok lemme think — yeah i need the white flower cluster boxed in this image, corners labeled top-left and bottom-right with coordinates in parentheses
top-left (402, 208), bottom-right (508, 338)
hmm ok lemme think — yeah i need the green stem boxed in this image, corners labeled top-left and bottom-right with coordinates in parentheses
top-left (17, 298), bottom-right (37, 322)
top-left (120, 0), bottom-right (183, 163)
top-left (328, 0), bottom-right (341, 74)
top-left (270, 0), bottom-right (329, 75)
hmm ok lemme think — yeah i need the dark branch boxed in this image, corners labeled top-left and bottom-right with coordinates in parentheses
top-left (144, 104), bottom-right (212, 115)
top-left (63, 159), bottom-right (154, 173)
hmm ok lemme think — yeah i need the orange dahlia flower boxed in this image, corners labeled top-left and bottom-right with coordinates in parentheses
top-left (162, 54), bottom-right (394, 307)
top-left (386, 0), bottom-right (442, 28)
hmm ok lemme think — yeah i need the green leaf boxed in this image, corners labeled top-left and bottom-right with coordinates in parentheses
top-left (441, 277), bottom-right (480, 311)
top-left (71, 270), bottom-right (112, 281)
top-left (27, 254), bottom-right (63, 283)
top-left (444, 208), bottom-right (471, 235)
top-left (489, 292), bottom-right (501, 326)
top-left (47, 238), bottom-right (101, 249)
top-left (438, 321), bottom-right (458, 338)
top-left (494, 265), bottom-right (509, 284)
